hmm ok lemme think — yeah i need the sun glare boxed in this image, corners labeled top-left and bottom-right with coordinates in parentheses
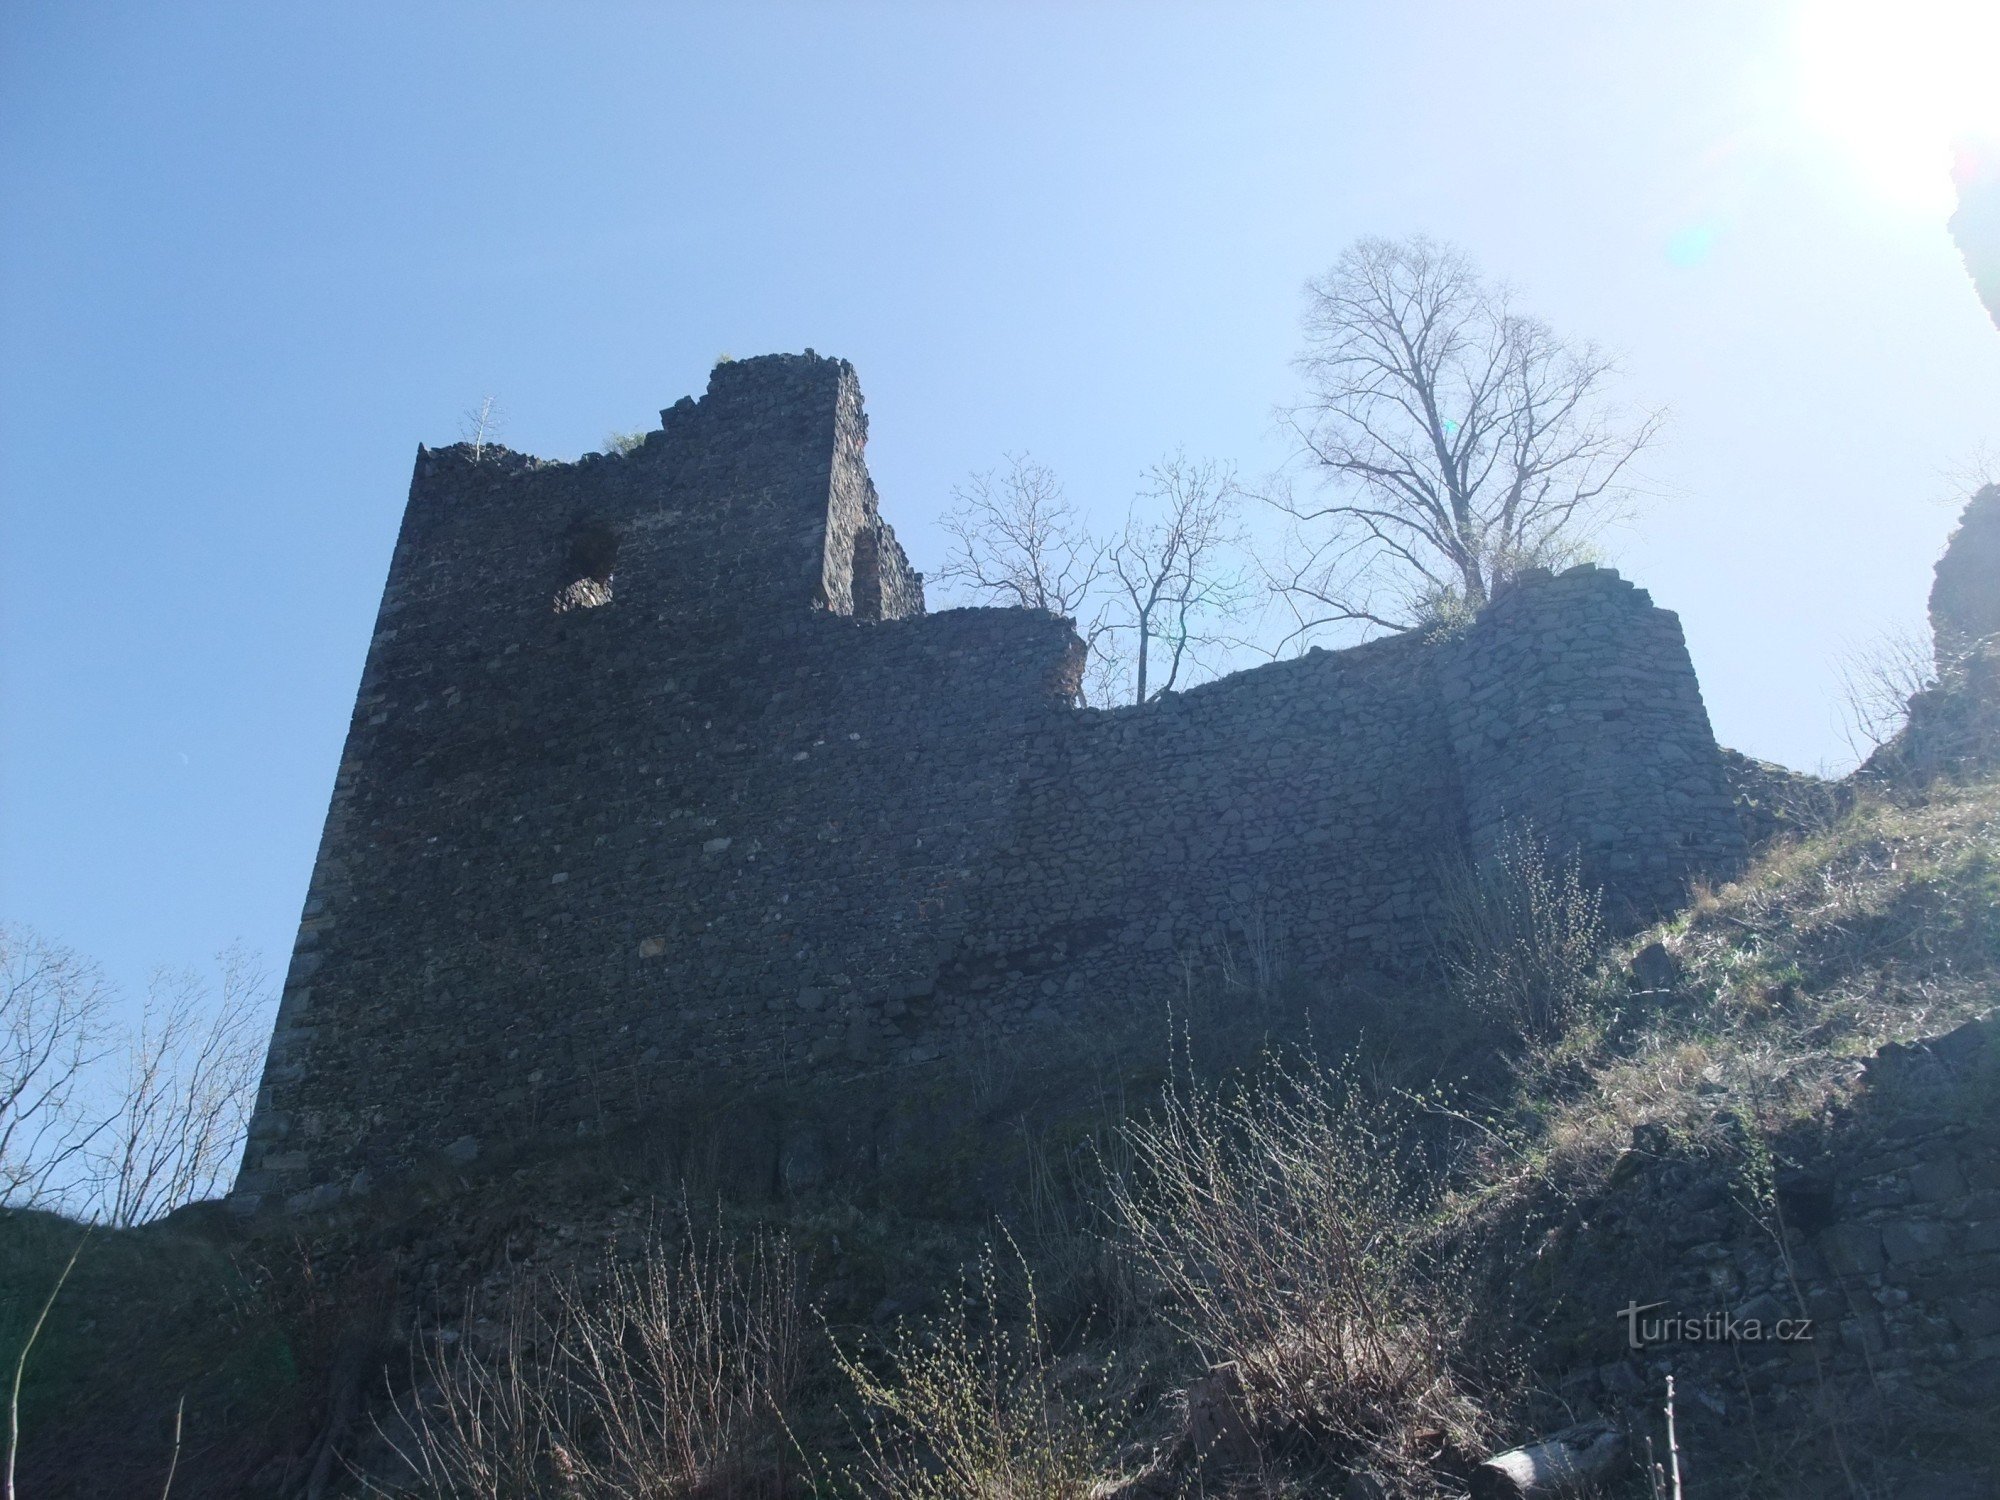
top-left (1795, 0), bottom-right (2000, 213)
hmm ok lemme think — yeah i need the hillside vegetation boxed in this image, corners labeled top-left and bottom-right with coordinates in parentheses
top-left (5, 768), bottom-right (1996, 1499)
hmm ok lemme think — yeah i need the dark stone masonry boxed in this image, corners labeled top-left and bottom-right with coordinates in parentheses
top-left (1554, 1013), bottom-right (2000, 1491)
top-left (232, 352), bottom-right (1746, 1212)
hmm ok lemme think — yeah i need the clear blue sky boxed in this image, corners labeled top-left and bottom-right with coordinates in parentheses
top-left (4, 2), bottom-right (1998, 1009)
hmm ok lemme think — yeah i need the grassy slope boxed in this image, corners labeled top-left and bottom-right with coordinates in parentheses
top-left (1492, 773), bottom-right (1997, 1214)
top-left (1458, 771), bottom-right (2000, 1495)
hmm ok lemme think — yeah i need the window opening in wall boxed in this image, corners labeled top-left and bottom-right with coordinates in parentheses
top-left (851, 522), bottom-right (883, 621)
top-left (553, 520), bottom-right (618, 613)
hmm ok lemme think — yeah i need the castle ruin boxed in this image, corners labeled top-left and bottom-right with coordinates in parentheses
top-left (232, 352), bottom-right (1747, 1212)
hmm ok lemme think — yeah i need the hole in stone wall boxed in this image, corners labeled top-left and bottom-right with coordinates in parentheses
top-left (850, 522), bottom-right (883, 622)
top-left (553, 520), bottom-right (618, 613)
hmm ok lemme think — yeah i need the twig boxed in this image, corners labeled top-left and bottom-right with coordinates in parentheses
top-left (159, 1395), bottom-right (184, 1500)
top-left (7, 1229), bottom-right (89, 1500)
top-left (1663, 1374), bottom-right (1683, 1500)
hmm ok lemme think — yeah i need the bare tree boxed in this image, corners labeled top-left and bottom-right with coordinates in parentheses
top-left (460, 395), bottom-right (505, 461)
top-left (936, 454), bottom-right (1118, 703)
top-left (936, 451), bottom-right (1250, 707)
top-left (938, 454), bottom-right (1103, 616)
top-left (1109, 454), bottom-right (1250, 705)
top-left (1271, 235), bottom-right (1663, 641)
top-left (89, 949), bottom-right (270, 1227)
top-left (1, 926), bottom-right (111, 1212)
top-left (1938, 440), bottom-right (1999, 505)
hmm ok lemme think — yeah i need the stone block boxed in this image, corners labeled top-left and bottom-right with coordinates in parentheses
top-left (1882, 1219), bottom-right (1955, 1265)
top-left (1839, 1312), bottom-right (1886, 1356)
top-left (286, 1182), bottom-right (342, 1214)
top-left (1947, 1295), bottom-right (2000, 1340)
top-left (1819, 1223), bottom-right (1884, 1277)
top-left (1908, 1159), bottom-right (1967, 1202)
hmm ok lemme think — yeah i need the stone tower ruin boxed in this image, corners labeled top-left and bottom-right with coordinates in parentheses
top-left (233, 352), bottom-right (1745, 1212)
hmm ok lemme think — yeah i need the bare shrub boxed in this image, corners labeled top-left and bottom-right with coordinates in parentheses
top-left (1, 925), bottom-right (111, 1211)
top-left (381, 1230), bottom-right (800, 1499)
top-left (1433, 826), bottom-right (1606, 1043)
top-left (1109, 1058), bottom-right (1501, 1489)
top-left (379, 1291), bottom-right (550, 1500)
top-left (3, 929), bottom-right (271, 1222)
top-left (833, 1241), bottom-right (1128, 1500)
top-left (1835, 623), bottom-right (1938, 762)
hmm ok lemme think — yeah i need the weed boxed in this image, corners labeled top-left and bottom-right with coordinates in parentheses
top-left (832, 1237), bottom-right (1128, 1499)
top-left (1432, 824), bottom-right (1607, 1045)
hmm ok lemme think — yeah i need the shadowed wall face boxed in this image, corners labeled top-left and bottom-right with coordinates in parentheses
top-left (233, 354), bottom-right (1743, 1214)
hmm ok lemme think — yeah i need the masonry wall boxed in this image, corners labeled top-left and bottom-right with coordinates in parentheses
top-left (1440, 565), bottom-right (1746, 918)
top-left (931, 633), bottom-right (1460, 1025)
top-left (234, 353), bottom-right (1744, 1212)
top-left (1547, 1012), bottom-right (2000, 1493)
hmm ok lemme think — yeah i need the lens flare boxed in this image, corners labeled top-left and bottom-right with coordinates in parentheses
top-left (1794, 0), bottom-right (2000, 213)
top-left (1666, 226), bottom-right (1719, 268)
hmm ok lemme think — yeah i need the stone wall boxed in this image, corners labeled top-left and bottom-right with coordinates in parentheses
top-left (1441, 565), bottom-right (1745, 918)
top-left (929, 570), bottom-right (1742, 1031)
top-left (233, 353), bottom-right (1745, 1212)
top-left (1549, 1013), bottom-right (2000, 1497)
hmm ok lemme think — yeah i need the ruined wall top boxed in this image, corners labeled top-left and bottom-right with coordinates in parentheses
top-left (399, 350), bottom-right (922, 641)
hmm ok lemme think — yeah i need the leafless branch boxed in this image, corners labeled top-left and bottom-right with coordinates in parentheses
top-left (460, 395), bottom-right (505, 462)
top-left (88, 947), bottom-right (271, 1227)
top-left (1, 927), bottom-right (112, 1212)
top-left (936, 454), bottom-right (1120, 704)
top-left (1835, 624), bottom-right (1938, 764)
top-left (1108, 454), bottom-right (1253, 704)
top-left (937, 454), bottom-right (1104, 617)
top-left (936, 451), bottom-right (1256, 707)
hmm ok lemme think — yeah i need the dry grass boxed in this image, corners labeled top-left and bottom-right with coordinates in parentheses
top-left (375, 1228), bottom-right (800, 1499)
